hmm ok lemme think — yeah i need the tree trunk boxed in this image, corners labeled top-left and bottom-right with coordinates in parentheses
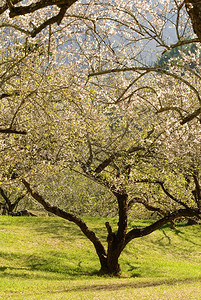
top-left (99, 232), bottom-right (122, 276)
top-left (99, 253), bottom-right (121, 276)
top-left (100, 192), bottom-right (128, 276)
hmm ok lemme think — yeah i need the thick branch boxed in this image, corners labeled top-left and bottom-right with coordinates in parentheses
top-left (157, 181), bottom-right (190, 209)
top-left (11, 192), bottom-right (27, 211)
top-left (6, 0), bottom-right (14, 10)
top-left (94, 146), bottom-right (144, 175)
top-left (125, 208), bottom-right (200, 245)
top-left (105, 221), bottom-right (115, 244)
top-left (8, 0), bottom-right (75, 17)
top-left (94, 154), bottom-right (117, 174)
top-left (180, 107), bottom-right (201, 124)
top-left (22, 179), bottom-right (107, 264)
top-left (30, 5), bottom-right (68, 37)
top-left (86, 134), bottom-right (93, 167)
top-left (116, 193), bottom-right (128, 242)
top-left (0, 93), bottom-right (13, 99)
top-left (192, 172), bottom-right (201, 210)
top-left (2, 0), bottom-right (77, 37)
top-left (0, 128), bottom-right (27, 134)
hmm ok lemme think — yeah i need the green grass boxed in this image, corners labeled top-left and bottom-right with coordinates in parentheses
top-left (0, 216), bottom-right (200, 299)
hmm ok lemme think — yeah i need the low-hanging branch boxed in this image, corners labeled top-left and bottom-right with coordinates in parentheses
top-left (125, 207), bottom-right (200, 245)
top-left (22, 179), bottom-right (107, 265)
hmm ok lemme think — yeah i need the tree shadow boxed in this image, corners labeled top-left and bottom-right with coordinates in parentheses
top-left (32, 217), bottom-right (107, 243)
top-left (172, 225), bottom-right (201, 246)
top-left (0, 250), bottom-right (99, 279)
top-left (0, 264), bottom-right (98, 281)
top-left (157, 229), bottom-right (172, 245)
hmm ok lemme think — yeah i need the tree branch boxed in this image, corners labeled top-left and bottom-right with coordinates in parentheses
top-left (128, 197), bottom-right (164, 215)
top-left (8, 1), bottom-right (73, 17)
top-left (30, 5), bottom-right (68, 37)
top-left (134, 179), bottom-right (192, 209)
top-left (180, 107), bottom-right (201, 124)
top-left (94, 154), bottom-right (117, 174)
top-left (156, 181), bottom-right (190, 209)
top-left (89, 66), bottom-right (201, 124)
top-left (162, 38), bottom-right (200, 55)
top-left (192, 172), bottom-right (201, 210)
top-left (0, 128), bottom-right (27, 134)
top-left (22, 179), bottom-right (107, 264)
top-left (105, 221), bottom-right (115, 243)
top-left (6, 0), bottom-right (14, 10)
top-left (11, 192), bottom-right (27, 211)
top-left (0, 23), bottom-right (30, 35)
top-left (157, 106), bottom-right (184, 118)
top-left (94, 146), bottom-right (145, 175)
top-left (2, 0), bottom-right (78, 37)
top-left (125, 208), bottom-right (200, 245)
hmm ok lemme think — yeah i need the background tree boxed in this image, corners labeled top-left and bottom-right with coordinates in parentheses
top-left (0, 184), bottom-right (27, 215)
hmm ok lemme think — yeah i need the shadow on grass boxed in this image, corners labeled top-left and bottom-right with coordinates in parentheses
top-left (172, 226), bottom-right (201, 247)
top-left (148, 223), bottom-right (201, 248)
top-left (31, 217), bottom-right (108, 243)
top-left (0, 266), bottom-right (96, 280)
top-left (0, 250), bottom-right (99, 280)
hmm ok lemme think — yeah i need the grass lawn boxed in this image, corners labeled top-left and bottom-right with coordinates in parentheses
top-left (0, 216), bottom-right (200, 299)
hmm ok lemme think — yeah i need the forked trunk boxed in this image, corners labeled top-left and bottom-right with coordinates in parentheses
top-left (99, 192), bottom-right (128, 275)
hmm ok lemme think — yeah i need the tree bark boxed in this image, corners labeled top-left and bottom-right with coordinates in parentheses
top-left (101, 192), bottom-right (128, 275)
top-left (185, 0), bottom-right (201, 42)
